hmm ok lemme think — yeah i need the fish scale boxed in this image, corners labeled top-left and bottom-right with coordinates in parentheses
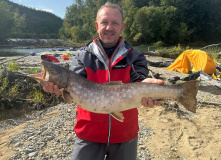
top-left (31, 61), bottom-right (200, 122)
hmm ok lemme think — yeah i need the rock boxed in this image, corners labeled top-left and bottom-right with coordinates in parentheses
top-left (28, 152), bottom-right (38, 157)
top-left (1, 53), bottom-right (221, 160)
top-left (25, 148), bottom-right (35, 154)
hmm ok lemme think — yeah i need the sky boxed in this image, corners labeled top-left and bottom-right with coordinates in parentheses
top-left (9, 0), bottom-right (74, 19)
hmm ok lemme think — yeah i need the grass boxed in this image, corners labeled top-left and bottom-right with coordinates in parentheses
top-left (133, 45), bottom-right (164, 52)
top-left (203, 47), bottom-right (221, 63)
top-left (6, 61), bottom-right (20, 71)
top-left (135, 44), bottom-right (221, 63)
top-left (0, 64), bottom-right (46, 120)
top-left (25, 66), bottom-right (40, 74)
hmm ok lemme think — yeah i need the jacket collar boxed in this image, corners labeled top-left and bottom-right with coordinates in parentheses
top-left (86, 37), bottom-right (132, 65)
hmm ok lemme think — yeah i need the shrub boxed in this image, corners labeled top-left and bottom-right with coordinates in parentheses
top-left (157, 44), bottom-right (189, 59)
top-left (25, 66), bottom-right (40, 74)
top-left (6, 61), bottom-right (20, 71)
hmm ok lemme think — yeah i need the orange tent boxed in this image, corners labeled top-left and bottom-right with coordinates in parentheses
top-left (166, 50), bottom-right (216, 74)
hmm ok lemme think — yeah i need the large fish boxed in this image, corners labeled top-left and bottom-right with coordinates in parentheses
top-left (31, 61), bottom-right (199, 121)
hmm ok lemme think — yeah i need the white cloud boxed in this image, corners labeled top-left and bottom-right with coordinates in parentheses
top-left (41, 8), bottom-right (53, 14)
top-left (35, 8), bottom-right (53, 14)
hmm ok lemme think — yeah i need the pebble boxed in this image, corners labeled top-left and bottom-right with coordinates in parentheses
top-left (1, 103), bottom-right (155, 160)
top-left (1, 79), bottom-right (219, 160)
top-left (1, 55), bottom-right (220, 159)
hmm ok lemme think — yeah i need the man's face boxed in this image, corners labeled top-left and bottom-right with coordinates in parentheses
top-left (95, 7), bottom-right (125, 48)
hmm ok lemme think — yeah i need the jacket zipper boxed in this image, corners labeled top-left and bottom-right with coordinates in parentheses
top-left (95, 39), bottom-right (124, 147)
top-left (96, 42), bottom-right (112, 147)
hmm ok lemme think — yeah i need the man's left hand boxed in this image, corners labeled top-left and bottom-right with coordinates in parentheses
top-left (141, 78), bottom-right (164, 107)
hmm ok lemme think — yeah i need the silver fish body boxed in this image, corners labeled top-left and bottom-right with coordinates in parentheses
top-left (31, 61), bottom-right (199, 121)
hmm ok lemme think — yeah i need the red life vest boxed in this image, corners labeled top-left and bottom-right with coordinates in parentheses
top-left (42, 55), bottom-right (60, 63)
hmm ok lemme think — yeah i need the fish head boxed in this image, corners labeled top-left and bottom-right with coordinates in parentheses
top-left (30, 60), bottom-right (68, 88)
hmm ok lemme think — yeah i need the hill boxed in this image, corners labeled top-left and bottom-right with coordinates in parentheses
top-left (5, 0), bottom-right (63, 38)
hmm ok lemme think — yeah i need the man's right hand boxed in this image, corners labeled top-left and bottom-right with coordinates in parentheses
top-left (42, 82), bottom-right (62, 95)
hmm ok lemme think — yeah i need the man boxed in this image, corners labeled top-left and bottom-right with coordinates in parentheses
top-left (42, 2), bottom-right (164, 160)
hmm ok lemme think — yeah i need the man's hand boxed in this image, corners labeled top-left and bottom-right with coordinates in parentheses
top-left (141, 78), bottom-right (164, 107)
top-left (41, 82), bottom-right (62, 96)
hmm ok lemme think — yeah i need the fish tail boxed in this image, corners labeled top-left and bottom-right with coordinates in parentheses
top-left (176, 80), bottom-right (200, 113)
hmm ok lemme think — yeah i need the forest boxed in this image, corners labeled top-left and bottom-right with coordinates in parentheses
top-left (61, 0), bottom-right (221, 46)
top-left (0, 0), bottom-right (63, 41)
top-left (1, 0), bottom-right (221, 46)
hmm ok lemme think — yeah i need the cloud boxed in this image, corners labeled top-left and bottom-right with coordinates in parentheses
top-left (41, 8), bottom-right (53, 14)
top-left (35, 8), bottom-right (53, 14)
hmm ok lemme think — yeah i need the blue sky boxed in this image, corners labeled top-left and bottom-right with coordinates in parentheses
top-left (9, 0), bottom-right (74, 19)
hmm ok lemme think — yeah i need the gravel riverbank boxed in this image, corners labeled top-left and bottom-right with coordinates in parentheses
top-left (0, 53), bottom-right (220, 160)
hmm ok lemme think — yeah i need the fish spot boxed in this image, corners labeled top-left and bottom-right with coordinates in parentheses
top-left (110, 96), bottom-right (115, 101)
top-left (122, 93), bottom-right (127, 98)
top-left (91, 99), bottom-right (95, 104)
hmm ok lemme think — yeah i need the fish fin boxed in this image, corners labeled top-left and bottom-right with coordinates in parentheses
top-left (111, 112), bottom-right (124, 122)
top-left (177, 80), bottom-right (200, 113)
top-left (106, 81), bottom-right (123, 85)
top-left (62, 91), bottom-right (73, 104)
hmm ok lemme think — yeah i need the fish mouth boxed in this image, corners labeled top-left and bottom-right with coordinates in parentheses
top-left (30, 61), bottom-right (48, 82)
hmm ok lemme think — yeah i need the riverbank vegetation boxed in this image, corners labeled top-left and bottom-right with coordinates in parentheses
top-left (61, 0), bottom-right (221, 46)
top-left (1, 0), bottom-right (221, 47)
top-left (0, 0), bottom-right (220, 62)
top-left (134, 44), bottom-right (221, 63)
top-left (0, 61), bottom-right (65, 120)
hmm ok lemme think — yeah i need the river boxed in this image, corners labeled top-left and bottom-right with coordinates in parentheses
top-left (0, 38), bottom-right (77, 57)
top-left (0, 47), bottom-right (78, 57)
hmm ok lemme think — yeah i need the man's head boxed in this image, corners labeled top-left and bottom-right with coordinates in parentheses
top-left (95, 2), bottom-right (125, 48)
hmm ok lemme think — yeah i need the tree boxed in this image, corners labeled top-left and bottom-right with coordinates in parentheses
top-left (60, 0), bottom-right (221, 45)
top-left (160, 0), bottom-right (195, 44)
top-left (10, 8), bottom-right (27, 37)
top-left (121, 5), bottom-right (138, 43)
top-left (131, 6), bottom-right (164, 44)
top-left (0, 1), bottom-right (13, 42)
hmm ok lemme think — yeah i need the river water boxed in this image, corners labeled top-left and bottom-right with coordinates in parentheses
top-left (0, 38), bottom-right (76, 57)
top-left (0, 47), bottom-right (74, 57)
top-left (0, 48), bottom-right (48, 56)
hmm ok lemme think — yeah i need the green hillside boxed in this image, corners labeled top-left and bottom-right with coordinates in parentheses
top-left (1, 0), bottom-right (63, 39)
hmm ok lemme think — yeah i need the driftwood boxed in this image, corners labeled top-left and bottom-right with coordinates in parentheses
top-left (149, 69), bottom-right (162, 79)
top-left (198, 101), bottom-right (221, 106)
top-left (0, 57), bottom-right (6, 61)
top-left (0, 55), bottom-right (29, 65)
top-left (199, 43), bottom-right (221, 50)
top-left (143, 51), bottom-right (158, 57)
top-left (149, 70), bottom-right (156, 79)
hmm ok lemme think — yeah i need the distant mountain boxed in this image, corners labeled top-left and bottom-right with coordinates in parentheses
top-left (6, 0), bottom-right (63, 38)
